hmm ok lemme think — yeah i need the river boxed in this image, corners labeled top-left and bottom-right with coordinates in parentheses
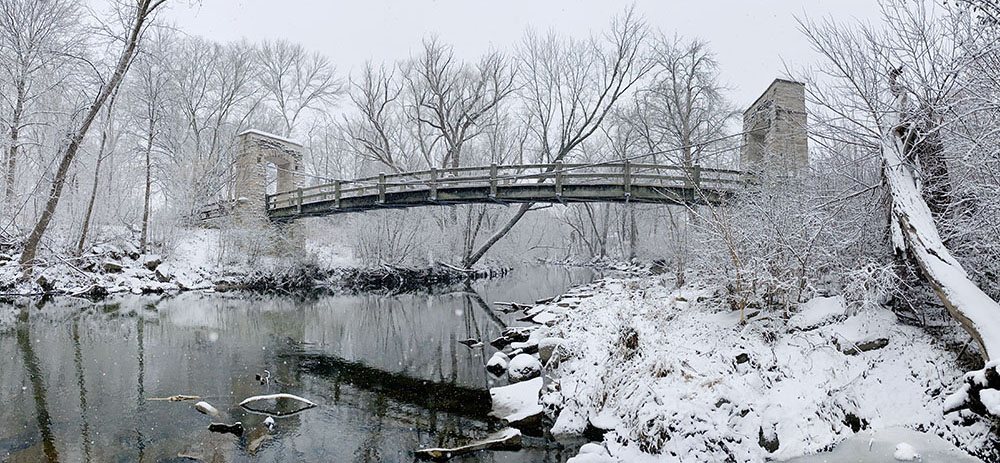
top-left (0, 266), bottom-right (597, 462)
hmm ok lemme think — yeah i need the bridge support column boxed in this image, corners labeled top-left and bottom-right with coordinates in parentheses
top-left (230, 129), bottom-right (306, 254)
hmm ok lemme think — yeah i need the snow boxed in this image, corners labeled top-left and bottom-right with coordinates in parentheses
top-left (508, 353), bottom-right (542, 382)
top-left (490, 377), bottom-right (543, 423)
top-left (882, 126), bottom-right (1000, 360)
top-left (977, 389), bottom-right (1000, 416)
top-left (894, 442), bottom-right (920, 461)
top-left (789, 296), bottom-right (847, 330)
top-left (539, 275), bottom-right (991, 462)
top-left (790, 427), bottom-right (981, 462)
top-left (237, 128), bottom-right (304, 147)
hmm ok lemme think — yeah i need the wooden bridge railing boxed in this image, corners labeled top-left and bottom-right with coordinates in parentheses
top-left (264, 162), bottom-right (743, 213)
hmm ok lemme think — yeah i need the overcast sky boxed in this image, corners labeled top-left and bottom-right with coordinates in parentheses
top-left (164, 0), bottom-right (883, 110)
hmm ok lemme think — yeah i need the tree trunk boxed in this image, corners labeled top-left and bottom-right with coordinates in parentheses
top-left (140, 130), bottom-right (152, 254)
top-left (75, 141), bottom-right (105, 255)
top-left (19, 0), bottom-right (162, 272)
top-left (884, 107), bottom-right (1000, 361)
top-left (4, 79), bottom-right (25, 207)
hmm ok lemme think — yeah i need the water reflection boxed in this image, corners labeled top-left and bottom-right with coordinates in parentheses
top-left (0, 266), bottom-right (595, 462)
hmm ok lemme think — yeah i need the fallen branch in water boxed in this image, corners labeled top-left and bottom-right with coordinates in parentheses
top-left (148, 394), bottom-right (201, 402)
top-left (415, 428), bottom-right (521, 461)
top-left (239, 393), bottom-right (317, 416)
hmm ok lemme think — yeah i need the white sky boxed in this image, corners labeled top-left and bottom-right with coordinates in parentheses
top-left (163, 0), bottom-right (883, 110)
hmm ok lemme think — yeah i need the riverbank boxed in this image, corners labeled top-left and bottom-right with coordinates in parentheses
top-left (0, 228), bottom-right (507, 298)
top-left (487, 272), bottom-right (996, 462)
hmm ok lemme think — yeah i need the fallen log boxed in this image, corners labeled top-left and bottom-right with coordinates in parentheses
top-left (239, 393), bottom-right (317, 416)
top-left (414, 428), bottom-right (521, 461)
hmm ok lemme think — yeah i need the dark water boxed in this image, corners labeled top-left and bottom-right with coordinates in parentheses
top-left (0, 266), bottom-right (595, 463)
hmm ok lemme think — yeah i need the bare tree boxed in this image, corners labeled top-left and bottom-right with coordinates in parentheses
top-left (257, 39), bottom-right (341, 138)
top-left (462, 7), bottom-right (652, 267)
top-left (19, 0), bottom-right (168, 271)
top-left (0, 0), bottom-right (79, 210)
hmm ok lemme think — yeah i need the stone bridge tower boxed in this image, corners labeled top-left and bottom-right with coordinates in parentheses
top-left (741, 79), bottom-right (808, 171)
top-left (233, 129), bottom-right (304, 217)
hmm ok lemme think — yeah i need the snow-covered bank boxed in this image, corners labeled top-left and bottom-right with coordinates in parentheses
top-left (524, 274), bottom-right (994, 462)
top-left (0, 227), bottom-right (515, 297)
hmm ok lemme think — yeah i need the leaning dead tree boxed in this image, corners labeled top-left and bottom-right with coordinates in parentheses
top-left (884, 82), bottom-right (1000, 415)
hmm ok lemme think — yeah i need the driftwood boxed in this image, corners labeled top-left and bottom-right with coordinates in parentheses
top-left (414, 428), bottom-right (522, 461)
top-left (239, 393), bottom-right (317, 416)
top-left (148, 394), bottom-right (200, 402)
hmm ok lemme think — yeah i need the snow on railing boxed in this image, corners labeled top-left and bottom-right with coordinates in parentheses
top-left (264, 162), bottom-right (744, 212)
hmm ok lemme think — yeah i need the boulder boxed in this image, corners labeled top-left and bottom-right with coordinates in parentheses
top-left (142, 254), bottom-right (162, 271)
top-left (490, 377), bottom-right (543, 433)
top-left (487, 352), bottom-right (510, 376)
top-left (538, 337), bottom-right (562, 364)
top-left (102, 260), bottom-right (123, 273)
top-left (508, 353), bottom-right (542, 383)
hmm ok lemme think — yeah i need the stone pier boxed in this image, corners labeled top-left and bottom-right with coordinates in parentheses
top-left (741, 79), bottom-right (808, 172)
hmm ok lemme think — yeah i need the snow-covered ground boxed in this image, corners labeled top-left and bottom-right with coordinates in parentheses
top-left (0, 227), bottom-right (357, 296)
top-left (532, 274), bottom-right (992, 462)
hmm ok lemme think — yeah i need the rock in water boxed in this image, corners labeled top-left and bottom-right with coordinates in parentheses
top-left (487, 352), bottom-right (510, 376)
top-left (508, 353), bottom-right (541, 383)
top-left (208, 422), bottom-right (243, 436)
top-left (490, 377), bottom-right (543, 431)
top-left (194, 401), bottom-right (219, 416)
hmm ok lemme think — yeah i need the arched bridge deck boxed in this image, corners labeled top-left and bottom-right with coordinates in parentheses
top-left (199, 162), bottom-right (743, 221)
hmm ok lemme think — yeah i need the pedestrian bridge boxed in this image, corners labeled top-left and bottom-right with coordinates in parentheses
top-left (198, 161), bottom-right (743, 221)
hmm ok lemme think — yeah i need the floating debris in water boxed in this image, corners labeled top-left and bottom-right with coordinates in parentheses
top-left (208, 422), bottom-right (243, 436)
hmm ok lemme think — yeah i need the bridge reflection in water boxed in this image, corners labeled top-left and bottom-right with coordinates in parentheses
top-left (0, 266), bottom-right (594, 462)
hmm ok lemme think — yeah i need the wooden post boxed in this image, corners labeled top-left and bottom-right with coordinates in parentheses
top-left (430, 168), bottom-right (438, 201)
top-left (555, 160), bottom-right (563, 196)
top-left (489, 163), bottom-right (498, 197)
top-left (378, 172), bottom-right (386, 204)
top-left (334, 181), bottom-right (341, 208)
top-left (265, 194), bottom-right (271, 212)
top-left (623, 160), bottom-right (632, 197)
top-left (693, 165), bottom-right (702, 188)
top-left (296, 188), bottom-right (303, 214)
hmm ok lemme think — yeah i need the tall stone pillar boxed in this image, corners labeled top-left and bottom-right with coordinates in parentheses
top-left (230, 129), bottom-right (306, 253)
top-left (233, 129), bottom-right (304, 218)
top-left (741, 79), bottom-right (808, 172)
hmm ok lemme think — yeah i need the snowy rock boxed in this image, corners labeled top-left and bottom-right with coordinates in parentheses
top-left (789, 296), bottom-right (847, 330)
top-left (508, 353), bottom-right (542, 382)
top-left (154, 264), bottom-right (173, 282)
top-left (538, 337), bottom-right (562, 364)
top-left (142, 254), bottom-right (162, 271)
top-left (102, 260), bottom-right (123, 273)
top-left (839, 337), bottom-right (889, 355)
top-left (533, 310), bottom-right (560, 325)
top-left (510, 340), bottom-right (539, 355)
top-left (194, 401), bottom-right (219, 416)
top-left (487, 352), bottom-right (510, 376)
top-left (978, 388), bottom-right (1000, 415)
top-left (490, 377), bottom-right (543, 429)
top-left (893, 442), bottom-right (919, 461)
top-left (578, 443), bottom-right (610, 456)
top-left (567, 443), bottom-right (616, 463)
